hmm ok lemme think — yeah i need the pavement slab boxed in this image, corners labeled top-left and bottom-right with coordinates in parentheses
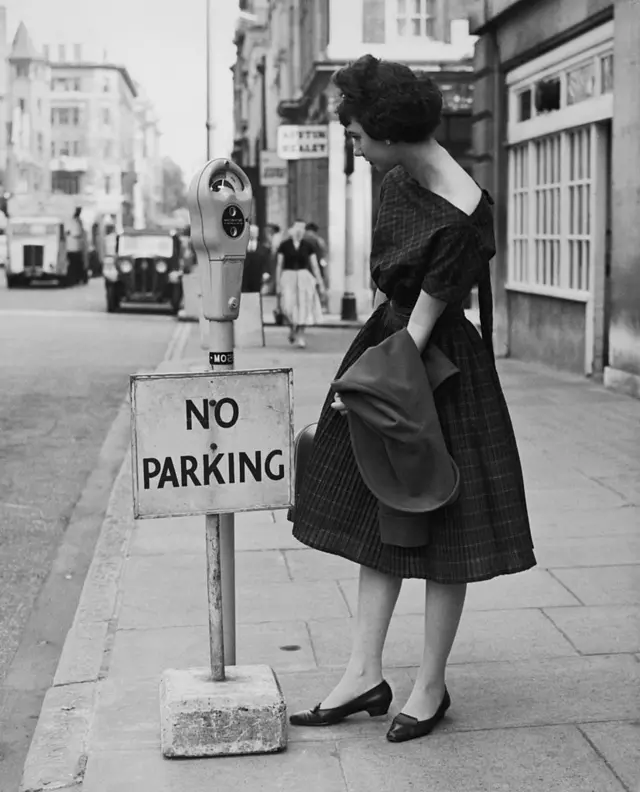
top-left (109, 621), bottom-right (317, 680)
top-left (579, 721), bottom-right (640, 792)
top-left (533, 535), bottom-right (640, 568)
top-left (338, 724), bottom-right (628, 792)
top-left (550, 565), bottom-right (640, 605)
top-left (543, 605), bottom-right (640, 655)
top-left (403, 655), bottom-right (640, 730)
top-left (308, 609), bottom-right (578, 668)
top-left (338, 568), bottom-right (582, 614)
top-left (82, 742), bottom-right (349, 792)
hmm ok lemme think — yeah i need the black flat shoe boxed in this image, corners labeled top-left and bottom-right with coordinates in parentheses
top-left (386, 687), bottom-right (451, 743)
top-left (289, 680), bottom-right (392, 727)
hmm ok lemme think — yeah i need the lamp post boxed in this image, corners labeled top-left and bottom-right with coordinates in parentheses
top-left (341, 130), bottom-right (358, 320)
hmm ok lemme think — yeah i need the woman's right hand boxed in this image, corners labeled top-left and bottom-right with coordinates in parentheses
top-left (330, 394), bottom-right (348, 414)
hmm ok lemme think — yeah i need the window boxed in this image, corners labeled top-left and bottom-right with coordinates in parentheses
top-left (508, 127), bottom-right (594, 295)
top-left (58, 44), bottom-right (66, 61)
top-left (567, 60), bottom-right (596, 105)
top-left (396, 0), bottom-right (435, 38)
top-left (60, 141), bottom-right (70, 155)
top-left (600, 54), bottom-right (613, 93)
top-left (103, 108), bottom-right (111, 125)
top-left (72, 140), bottom-right (81, 156)
top-left (52, 108), bottom-right (69, 125)
top-left (74, 44), bottom-right (82, 61)
top-left (363, 0), bottom-right (385, 43)
top-left (105, 175), bottom-right (111, 194)
top-left (51, 141), bottom-right (56, 156)
top-left (104, 141), bottom-right (113, 158)
top-left (19, 98), bottom-right (26, 113)
top-left (52, 171), bottom-right (80, 194)
top-left (38, 133), bottom-right (44, 154)
top-left (103, 79), bottom-right (110, 93)
top-left (16, 63), bottom-right (29, 78)
top-left (43, 44), bottom-right (50, 61)
top-left (72, 108), bottom-right (80, 125)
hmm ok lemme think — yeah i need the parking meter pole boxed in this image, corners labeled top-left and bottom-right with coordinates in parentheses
top-left (207, 319), bottom-right (236, 678)
top-left (205, 513), bottom-right (225, 682)
top-left (187, 158), bottom-right (252, 686)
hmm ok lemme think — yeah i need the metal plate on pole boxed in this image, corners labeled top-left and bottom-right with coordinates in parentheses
top-left (131, 368), bottom-right (294, 519)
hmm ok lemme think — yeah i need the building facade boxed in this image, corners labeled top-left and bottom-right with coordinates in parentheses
top-left (6, 22), bottom-right (51, 202)
top-left (471, 0), bottom-right (640, 398)
top-left (5, 24), bottom-right (162, 231)
top-left (46, 44), bottom-right (139, 228)
top-left (233, 0), bottom-right (478, 314)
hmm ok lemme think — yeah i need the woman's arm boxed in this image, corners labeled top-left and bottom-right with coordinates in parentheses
top-left (372, 289), bottom-right (388, 309)
top-left (308, 253), bottom-right (324, 288)
top-left (275, 253), bottom-right (284, 293)
top-left (406, 290), bottom-right (447, 353)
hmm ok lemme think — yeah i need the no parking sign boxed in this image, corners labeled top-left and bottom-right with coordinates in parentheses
top-left (130, 368), bottom-right (294, 519)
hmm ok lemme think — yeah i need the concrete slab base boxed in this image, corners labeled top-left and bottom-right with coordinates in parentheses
top-left (159, 665), bottom-right (287, 758)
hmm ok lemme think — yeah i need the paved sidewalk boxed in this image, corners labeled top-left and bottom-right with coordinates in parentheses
top-left (21, 322), bottom-right (640, 792)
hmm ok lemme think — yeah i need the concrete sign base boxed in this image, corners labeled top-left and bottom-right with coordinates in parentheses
top-left (159, 665), bottom-right (287, 757)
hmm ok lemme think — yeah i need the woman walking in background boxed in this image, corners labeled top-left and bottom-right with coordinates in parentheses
top-left (276, 219), bottom-right (325, 348)
top-left (289, 55), bottom-right (535, 742)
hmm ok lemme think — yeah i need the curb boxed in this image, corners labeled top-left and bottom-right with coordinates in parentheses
top-left (18, 323), bottom-right (193, 792)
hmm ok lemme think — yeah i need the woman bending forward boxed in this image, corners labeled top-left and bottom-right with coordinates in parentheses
top-left (289, 55), bottom-right (535, 743)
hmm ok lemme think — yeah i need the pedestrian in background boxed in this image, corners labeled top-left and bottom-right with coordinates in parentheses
top-left (276, 219), bottom-right (325, 348)
top-left (304, 221), bottom-right (330, 311)
top-left (242, 224), bottom-right (271, 293)
top-left (289, 55), bottom-right (535, 741)
top-left (66, 207), bottom-right (88, 285)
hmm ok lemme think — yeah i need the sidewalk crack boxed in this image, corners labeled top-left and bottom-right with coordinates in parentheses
top-left (577, 725), bottom-right (634, 792)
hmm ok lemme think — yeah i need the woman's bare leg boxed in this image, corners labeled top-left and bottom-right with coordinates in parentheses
top-left (320, 565), bottom-right (402, 709)
top-left (400, 581), bottom-right (466, 719)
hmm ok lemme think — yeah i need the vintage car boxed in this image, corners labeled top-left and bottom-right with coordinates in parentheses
top-left (103, 229), bottom-right (184, 313)
top-left (5, 217), bottom-right (70, 287)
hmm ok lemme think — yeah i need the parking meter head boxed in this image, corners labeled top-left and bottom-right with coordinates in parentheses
top-left (187, 159), bottom-right (253, 321)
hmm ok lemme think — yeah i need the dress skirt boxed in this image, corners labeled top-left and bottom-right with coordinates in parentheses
top-left (291, 301), bottom-right (536, 583)
top-left (280, 269), bottom-right (323, 327)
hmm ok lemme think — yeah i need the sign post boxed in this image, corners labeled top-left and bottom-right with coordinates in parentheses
top-left (131, 159), bottom-right (291, 758)
top-left (190, 158), bottom-right (253, 681)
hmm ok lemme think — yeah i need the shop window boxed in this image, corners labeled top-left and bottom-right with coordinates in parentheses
top-left (363, 0), bottom-right (385, 43)
top-left (508, 127), bottom-right (594, 295)
top-left (16, 63), bottom-right (29, 79)
top-left (600, 54), bottom-right (613, 94)
top-left (396, 0), bottom-right (435, 38)
top-left (534, 77), bottom-right (561, 114)
top-left (52, 171), bottom-right (80, 195)
top-left (567, 60), bottom-right (596, 106)
top-left (517, 89), bottom-right (532, 121)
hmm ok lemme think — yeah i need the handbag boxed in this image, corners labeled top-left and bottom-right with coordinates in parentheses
top-left (287, 422), bottom-right (317, 522)
top-left (273, 294), bottom-right (286, 326)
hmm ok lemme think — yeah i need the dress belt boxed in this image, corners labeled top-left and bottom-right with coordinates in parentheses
top-left (387, 299), bottom-right (465, 325)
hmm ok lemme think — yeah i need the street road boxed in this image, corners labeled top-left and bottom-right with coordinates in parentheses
top-left (0, 275), bottom-right (178, 787)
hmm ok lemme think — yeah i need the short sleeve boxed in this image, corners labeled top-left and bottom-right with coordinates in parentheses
top-left (421, 223), bottom-right (489, 304)
top-left (276, 241), bottom-right (286, 255)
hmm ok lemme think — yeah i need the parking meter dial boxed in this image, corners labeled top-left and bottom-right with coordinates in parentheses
top-left (187, 159), bottom-right (253, 321)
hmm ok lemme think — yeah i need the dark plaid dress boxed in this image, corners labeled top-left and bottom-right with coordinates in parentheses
top-left (292, 166), bottom-right (536, 583)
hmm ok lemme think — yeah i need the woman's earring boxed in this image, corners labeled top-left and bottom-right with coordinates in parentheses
top-left (385, 140), bottom-right (391, 146)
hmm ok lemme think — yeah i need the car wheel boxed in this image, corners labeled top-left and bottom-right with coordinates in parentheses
top-left (6, 274), bottom-right (20, 289)
top-left (106, 284), bottom-right (120, 313)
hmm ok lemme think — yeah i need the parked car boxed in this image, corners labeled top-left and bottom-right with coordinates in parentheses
top-left (103, 229), bottom-right (184, 313)
top-left (5, 217), bottom-right (71, 287)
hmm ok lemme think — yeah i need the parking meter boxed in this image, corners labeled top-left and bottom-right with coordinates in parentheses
top-left (187, 159), bottom-right (253, 321)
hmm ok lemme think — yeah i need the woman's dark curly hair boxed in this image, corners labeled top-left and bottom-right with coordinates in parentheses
top-left (333, 54), bottom-right (442, 143)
